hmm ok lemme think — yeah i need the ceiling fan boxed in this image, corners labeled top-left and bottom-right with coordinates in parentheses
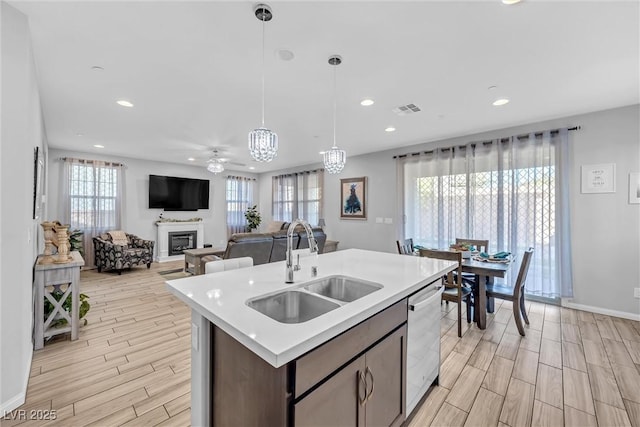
top-left (206, 148), bottom-right (246, 174)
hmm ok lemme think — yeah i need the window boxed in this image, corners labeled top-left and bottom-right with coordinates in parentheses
top-left (63, 158), bottom-right (124, 268)
top-left (272, 170), bottom-right (323, 226)
top-left (400, 130), bottom-right (572, 299)
top-left (225, 176), bottom-right (256, 236)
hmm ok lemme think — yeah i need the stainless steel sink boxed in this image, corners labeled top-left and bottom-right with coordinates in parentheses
top-left (247, 290), bottom-right (340, 324)
top-left (303, 275), bottom-right (383, 302)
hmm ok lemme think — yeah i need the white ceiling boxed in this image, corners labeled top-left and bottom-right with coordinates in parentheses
top-left (11, 1), bottom-right (640, 173)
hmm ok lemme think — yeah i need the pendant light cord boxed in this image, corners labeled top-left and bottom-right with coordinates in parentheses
top-left (261, 13), bottom-right (266, 127)
top-left (332, 60), bottom-right (337, 149)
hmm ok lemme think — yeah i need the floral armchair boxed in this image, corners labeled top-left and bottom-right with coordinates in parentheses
top-left (93, 232), bottom-right (154, 275)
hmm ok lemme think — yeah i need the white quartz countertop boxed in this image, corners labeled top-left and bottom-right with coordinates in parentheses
top-left (166, 248), bottom-right (455, 368)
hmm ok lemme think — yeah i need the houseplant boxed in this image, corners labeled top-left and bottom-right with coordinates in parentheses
top-left (69, 228), bottom-right (84, 257)
top-left (244, 205), bottom-right (262, 232)
top-left (43, 290), bottom-right (91, 327)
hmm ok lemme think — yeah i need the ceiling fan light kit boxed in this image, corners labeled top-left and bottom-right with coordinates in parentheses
top-left (323, 55), bottom-right (347, 174)
top-left (248, 3), bottom-right (278, 163)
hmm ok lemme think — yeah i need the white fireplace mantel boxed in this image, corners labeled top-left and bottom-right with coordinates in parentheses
top-left (156, 221), bottom-right (204, 262)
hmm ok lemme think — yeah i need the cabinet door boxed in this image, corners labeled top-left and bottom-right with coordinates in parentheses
top-left (295, 355), bottom-right (366, 427)
top-left (365, 326), bottom-right (406, 427)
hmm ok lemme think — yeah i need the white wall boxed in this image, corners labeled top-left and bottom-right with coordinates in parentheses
top-left (47, 149), bottom-right (258, 258)
top-left (0, 2), bottom-right (46, 412)
top-left (259, 104), bottom-right (640, 319)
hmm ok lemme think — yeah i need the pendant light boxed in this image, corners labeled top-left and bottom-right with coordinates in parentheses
top-left (207, 150), bottom-right (225, 174)
top-left (248, 4), bottom-right (278, 162)
top-left (323, 55), bottom-right (346, 174)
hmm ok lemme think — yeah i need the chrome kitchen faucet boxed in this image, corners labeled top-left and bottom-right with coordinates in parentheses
top-left (285, 219), bottom-right (319, 283)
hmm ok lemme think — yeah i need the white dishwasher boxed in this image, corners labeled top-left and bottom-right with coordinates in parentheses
top-left (406, 283), bottom-right (444, 415)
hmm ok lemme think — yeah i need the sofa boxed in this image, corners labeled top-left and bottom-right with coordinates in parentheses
top-left (214, 225), bottom-right (327, 266)
top-left (93, 232), bottom-right (155, 274)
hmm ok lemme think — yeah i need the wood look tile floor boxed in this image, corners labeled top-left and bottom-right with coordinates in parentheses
top-left (4, 261), bottom-right (640, 426)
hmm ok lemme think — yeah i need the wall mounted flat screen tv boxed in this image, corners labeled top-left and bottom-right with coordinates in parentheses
top-left (149, 174), bottom-right (210, 211)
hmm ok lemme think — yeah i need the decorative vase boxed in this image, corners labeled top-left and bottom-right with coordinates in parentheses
top-left (54, 224), bottom-right (72, 263)
top-left (40, 221), bottom-right (57, 264)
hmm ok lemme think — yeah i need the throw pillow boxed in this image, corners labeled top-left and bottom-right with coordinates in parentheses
top-left (265, 221), bottom-right (285, 233)
top-left (108, 230), bottom-right (129, 246)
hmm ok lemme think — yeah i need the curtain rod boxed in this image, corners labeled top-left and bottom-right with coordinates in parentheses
top-left (225, 175), bottom-right (256, 181)
top-left (58, 157), bottom-right (126, 167)
top-left (274, 168), bottom-right (324, 177)
top-left (392, 126), bottom-right (580, 159)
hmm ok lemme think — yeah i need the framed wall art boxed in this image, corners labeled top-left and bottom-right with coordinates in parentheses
top-left (629, 172), bottom-right (640, 204)
top-left (340, 177), bottom-right (367, 220)
top-left (581, 163), bottom-right (616, 194)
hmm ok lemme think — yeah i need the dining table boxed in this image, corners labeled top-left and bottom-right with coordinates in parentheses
top-left (460, 256), bottom-right (515, 329)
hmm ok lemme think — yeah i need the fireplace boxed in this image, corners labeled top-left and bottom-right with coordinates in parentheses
top-left (168, 231), bottom-right (197, 255)
top-left (155, 220), bottom-right (204, 262)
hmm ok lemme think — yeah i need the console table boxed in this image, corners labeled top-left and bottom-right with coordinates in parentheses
top-left (33, 251), bottom-right (84, 350)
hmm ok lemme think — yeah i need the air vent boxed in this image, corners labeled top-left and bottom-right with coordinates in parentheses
top-left (392, 103), bottom-right (421, 116)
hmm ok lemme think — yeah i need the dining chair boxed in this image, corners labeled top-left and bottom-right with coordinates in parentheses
top-left (420, 249), bottom-right (472, 337)
top-left (455, 238), bottom-right (489, 253)
top-left (455, 238), bottom-right (490, 286)
top-left (485, 248), bottom-right (534, 336)
top-left (396, 238), bottom-right (414, 255)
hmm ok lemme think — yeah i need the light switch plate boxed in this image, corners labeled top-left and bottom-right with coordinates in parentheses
top-left (384, 218), bottom-right (393, 224)
top-left (376, 217), bottom-right (383, 223)
top-left (634, 288), bottom-right (640, 299)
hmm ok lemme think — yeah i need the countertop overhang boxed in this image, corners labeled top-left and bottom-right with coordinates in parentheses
top-left (166, 248), bottom-right (456, 367)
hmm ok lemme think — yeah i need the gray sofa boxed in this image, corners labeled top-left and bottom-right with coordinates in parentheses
top-left (220, 227), bottom-right (327, 265)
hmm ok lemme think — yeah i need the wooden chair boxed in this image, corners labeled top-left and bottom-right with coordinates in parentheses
top-left (455, 238), bottom-right (489, 253)
top-left (420, 249), bottom-right (473, 337)
top-left (396, 238), bottom-right (414, 255)
top-left (485, 248), bottom-right (534, 336)
top-left (455, 238), bottom-right (490, 286)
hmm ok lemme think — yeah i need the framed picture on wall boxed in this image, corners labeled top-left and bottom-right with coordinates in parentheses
top-left (630, 172), bottom-right (640, 204)
top-left (340, 177), bottom-right (367, 220)
top-left (581, 163), bottom-right (616, 194)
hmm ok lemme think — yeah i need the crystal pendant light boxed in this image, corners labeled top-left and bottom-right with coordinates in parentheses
top-left (323, 55), bottom-right (346, 174)
top-left (248, 4), bottom-right (278, 162)
top-left (207, 161), bottom-right (224, 174)
top-left (207, 150), bottom-right (225, 174)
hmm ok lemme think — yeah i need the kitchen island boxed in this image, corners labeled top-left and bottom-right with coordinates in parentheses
top-left (166, 248), bottom-right (455, 427)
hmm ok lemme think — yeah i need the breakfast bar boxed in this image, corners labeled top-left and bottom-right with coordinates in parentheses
top-left (166, 249), bottom-right (456, 426)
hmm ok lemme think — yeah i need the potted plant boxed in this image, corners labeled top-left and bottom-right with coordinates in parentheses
top-left (69, 229), bottom-right (84, 257)
top-left (43, 290), bottom-right (91, 327)
top-left (244, 205), bottom-right (262, 232)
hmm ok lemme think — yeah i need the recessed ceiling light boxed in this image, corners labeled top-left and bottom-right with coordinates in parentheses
top-left (91, 66), bottom-right (104, 71)
top-left (492, 98), bottom-right (510, 106)
top-left (93, 144), bottom-right (104, 148)
top-left (488, 85), bottom-right (497, 91)
top-left (275, 49), bottom-right (295, 61)
top-left (385, 127), bottom-right (396, 132)
top-left (116, 100), bottom-right (134, 108)
top-left (319, 151), bottom-right (326, 155)
top-left (360, 99), bottom-right (374, 106)
top-left (187, 157), bottom-right (195, 161)
top-left (249, 166), bottom-right (256, 170)
top-left (76, 133), bottom-right (84, 137)
top-left (502, 0), bottom-right (522, 4)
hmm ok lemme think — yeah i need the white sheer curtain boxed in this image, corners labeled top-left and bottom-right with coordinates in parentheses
top-left (225, 175), bottom-right (256, 236)
top-left (272, 169), bottom-right (324, 225)
top-left (399, 129), bottom-right (572, 298)
top-left (62, 158), bottom-right (125, 268)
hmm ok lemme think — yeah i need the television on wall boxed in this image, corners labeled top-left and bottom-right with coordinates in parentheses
top-left (149, 174), bottom-right (210, 211)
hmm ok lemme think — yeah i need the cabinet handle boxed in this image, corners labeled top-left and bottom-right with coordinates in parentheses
top-left (365, 366), bottom-right (375, 402)
top-left (358, 371), bottom-right (367, 406)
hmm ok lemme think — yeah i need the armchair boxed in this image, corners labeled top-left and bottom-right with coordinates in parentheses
top-left (93, 232), bottom-right (154, 275)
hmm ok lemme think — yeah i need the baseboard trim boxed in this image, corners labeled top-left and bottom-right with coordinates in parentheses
top-left (561, 300), bottom-right (640, 321)
top-left (0, 346), bottom-right (32, 414)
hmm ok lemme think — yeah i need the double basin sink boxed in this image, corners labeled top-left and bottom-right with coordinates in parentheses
top-left (247, 275), bottom-right (383, 324)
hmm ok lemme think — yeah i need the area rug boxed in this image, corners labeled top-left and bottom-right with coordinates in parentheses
top-left (158, 268), bottom-right (192, 280)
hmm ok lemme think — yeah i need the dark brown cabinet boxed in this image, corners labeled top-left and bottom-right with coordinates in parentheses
top-left (211, 300), bottom-right (407, 427)
top-left (294, 326), bottom-right (406, 427)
